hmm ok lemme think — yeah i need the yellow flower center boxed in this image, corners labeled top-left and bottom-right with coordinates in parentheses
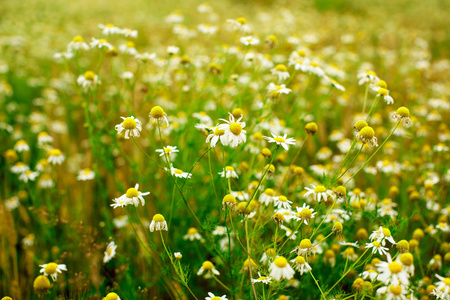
top-left (84, 71), bottom-right (96, 81)
top-left (174, 169), bottom-right (183, 174)
top-left (72, 35), bottom-right (84, 42)
top-left (99, 39), bottom-right (108, 44)
top-left (44, 262), bottom-right (58, 275)
top-left (399, 253), bottom-right (413, 266)
top-left (375, 80), bottom-right (387, 88)
top-left (299, 208), bottom-right (312, 219)
top-left (300, 239), bottom-right (312, 249)
top-left (310, 62), bottom-right (319, 67)
top-left (389, 285), bottom-right (402, 296)
top-left (377, 88), bottom-right (388, 96)
top-left (214, 128), bottom-right (225, 136)
top-left (229, 122), bottom-right (243, 135)
top-left (126, 188), bottom-right (139, 198)
top-left (382, 228), bottom-right (391, 237)
top-left (105, 292), bottom-right (119, 300)
top-left (264, 188), bottom-right (275, 196)
top-left (223, 194), bottom-right (236, 203)
top-left (211, 297), bottom-right (221, 300)
top-left (47, 149), bottom-right (62, 157)
top-left (187, 227), bottom-right (198, 235)
top-left (396, 107), bottom-right (410, 118)
top-left (275, 64), bottom-right (287, 72)
top-left (278, 195), bottom-right (287, 202)
top-left (274, 137), bottom-right (285, 143)
top-left (314, 185), bottom-right (326, 193)
top-left (295, 256), bottom-right (306, 264)
top-left (202, 261), bottom-right (214, 270)
top-left (274, 256), bottom-right (288, 268)
top-left (354, 120), bottom-right (368, 131)
top-left (388, 262), bottom-right (402, 274)
top-left (237, 17), bottom-right (247, 25)
top-left (150, 106), bottom-right (165, 118)
top-left (372, 241), bottom-right (380, 247)
top-left (441, 278), bottom-right (450, 286)
top-left (122, 117), bottom-right (137, 130)
top-left (359, 126), bottom-right (375, 140)
top-left (258, 276), bottom-right (268, 280)
top-left (126, 41), bottom-right (135, 48)
top-left (225, 166), bottom-right (235, 171)
top-left (153, 214), bottom-right (165, 222)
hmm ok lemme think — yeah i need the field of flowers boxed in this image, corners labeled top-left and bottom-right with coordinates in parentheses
top-left (1, 0), bottom-right (449, 299)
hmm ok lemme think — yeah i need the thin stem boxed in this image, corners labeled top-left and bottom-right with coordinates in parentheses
top-left (310, 271), bottom-right (326, 299)
top-left (245, 219), bottom-right (258, 300)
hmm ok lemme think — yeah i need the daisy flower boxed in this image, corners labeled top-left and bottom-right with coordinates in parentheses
top-left (104, 292), bottom-right (121, 300)
top-left (197, 24), bottom-right (218, 34)
top-left (122, 184), bottom-right (150, 207)
top-left (392, 107), bottom-right (412, 127)
top-left (377, 88), bottom-right (394, 105)
top-left (184, 227), bottom-right (202, 241)
top-left (149, 106), bottom-right (169, 126)
top-left (118, 41), bottom-right (137, 55)
top-left (37, 132), bottom-right (53, 146)
top-left (197, 261), bottom-right (220, 278)
top-left (219, 166), bottom-right (238, 178)
top-left (205, 292), bottom-right (228, 300)
top-left (303, 184), bottom-right (335, 202)
top-left (271, 64), bottom-right (290, 81)
top-left (294, 203), bottom-right (317, 225)
top-left (38, 174), bottom-right (54, 189)
top-left (169, 165), bottom-right (192, 179)
top-left (77, 70), bottom-right (101, 90)
top-left (77, 168), bottom-right (95, 181)
top-left (90, 38), bottom-right (114, 50)
top-left (269, 256), bottom-right (295, 281)
top-left (259, 188), bottom-right (275, 205)
top-left (111, 197), bottom-right (128, 209)
top-left (433, 274), bottom-right (450, 298)
top-left (104, 241), bottom-right (117, 263)
top-left (357, 70), bottom-right (379, 86)
top-left (68, 35), bottom-right (90, 51)
top-left (19, 170), bottom-right (39, 182)
top-left (98, 23), bottom-right (121, 35)
top-left (226, 17), bottom-right (251, 33)
top-left (251, 272), bottom-right (272, 284)
top-left (376, 284), bottom-right (408, 300)
top-left (264, 133), bottom-right (296, 150)
top-left (14, 140), bottom-right (29, 152)
top-left (240, 36), bottom-right (259, 46)
top-left (149, 214), bottom-right (168, 232)
top-left (365, 240), bottom-right (389, 256)
top-left (273, 195), bottom-right (293, 209)
top-left (115, 116), bottom-right (142, 139)
top-left (218, 113), bottom-right (247, 148)
top-left (267, 83), bottom-right (292, 96)
top-left (39, 262), bottom-right (67, 281)
top-left (121, 28), bottom-right (138, 38)
top-left (357, 126), bottom-right (378, 147)
top-left (46, 148), bottom-right (65, 165)
top-left (361, 269), bottom-right (378, 281)
top-left (156, 145), bottom-right (179, 157)
top-left (11, 162), bottom-right (29, 174)
top-left (290, 256), bottom-right (312, 275)
top-left (369, 226), bottom-right (396, 246)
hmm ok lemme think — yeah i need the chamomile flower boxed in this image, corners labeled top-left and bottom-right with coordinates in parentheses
top-left (357, 126), bottom-right (378, 147)
top-left (104, 292), bottom-right (121, 300)
top-left (376, 284), bottom-right (408, 300)
top-left (433, 274), bottom-right (450, 299)
top-left (269, 256), bottom-right (295, 281)
top-left (294, 203), bottom-right (317, 225)
top-left (121, 184), bottom-right (150, 207)
top-left (121, 28), bottom-right (138, 38)
top-left (271, 64), bottom-right (290, 81)
top-left (77, 168), bottom-right (95, 181)
top-left (219, 166), bottom-right (239, 178)
top-left (369, 226), bottom-right (396, 245)
top-left (46, 148), bottom-right (65, 165)
top-left (103, 241), bottom-right (117, 263)
top-left (156, 146), bottom-right (179, 157)
top-left (77, 71), bottom-right (100, 90)
top-left (264, 133), bottom-right (296, 150)
top-left (111, 197), bottom-right (128, 209)
top-left (357, 70), bottom-right (379, 85)
top-left (118, 41), bottom-right (138, 55)
top-left (252, 272), bottom-right (272, 284)
top-left (184, 227), bottom-right (202, 241)
top-left (376, 253), bottom-right (409, 286)
top-left (68, 35), bottom-right (89, 51)
top-left (90, 38), bottom-right (114, 50)
top-left (218, 113), bottom-right (247, 148)
top-left (98, 23), bottom-right (121, 35)
top-left (377, 88), bottom-right (394, 105)
top-left (303, 184), bottom-right (335, 202)
top-left (240, 36), bottom-right (259, 46)
top-left (290, 256), bottom-right (312, 275)
top-left (19, 170), bottom-right (39, 182)
top-left (392, 107), bottom-right (412, 127)
top-left (206, 126), bottom-right (227, 147)
top-left (197, 261), bottom-right (220, 278)
top-left (37, 132), bottom-right (53, 146)
top-left (115, 116), bottom-right (142, 139)
top-left (267, 83), bottom-right (292, 96)
top-left (149, 106), bottom-right (169, 126)
top-left (361, 269), bottom-right (379, 281)
top-left (197, 24), bottom-right (218, 34)
top-left (149, 214), bottom-right (168, 232)
top-left (226, 17), bottom-right (251, 33)
top-left (39, 262), bottom-right (67, 281)
top-left (14, 140), bottom-right (29, 152)
top-left (168, 165), bottom-right (192, 178)
top-left (365, 240), bottom-right (389, 256)
top-left (11, 162), bottom-right (29, 174)
top-left (259, 188), bottom-right (275, 205)
top-left (273, 195), bottom-right (293, 209)
top-left (205, 292), bottom-right (227, 300)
